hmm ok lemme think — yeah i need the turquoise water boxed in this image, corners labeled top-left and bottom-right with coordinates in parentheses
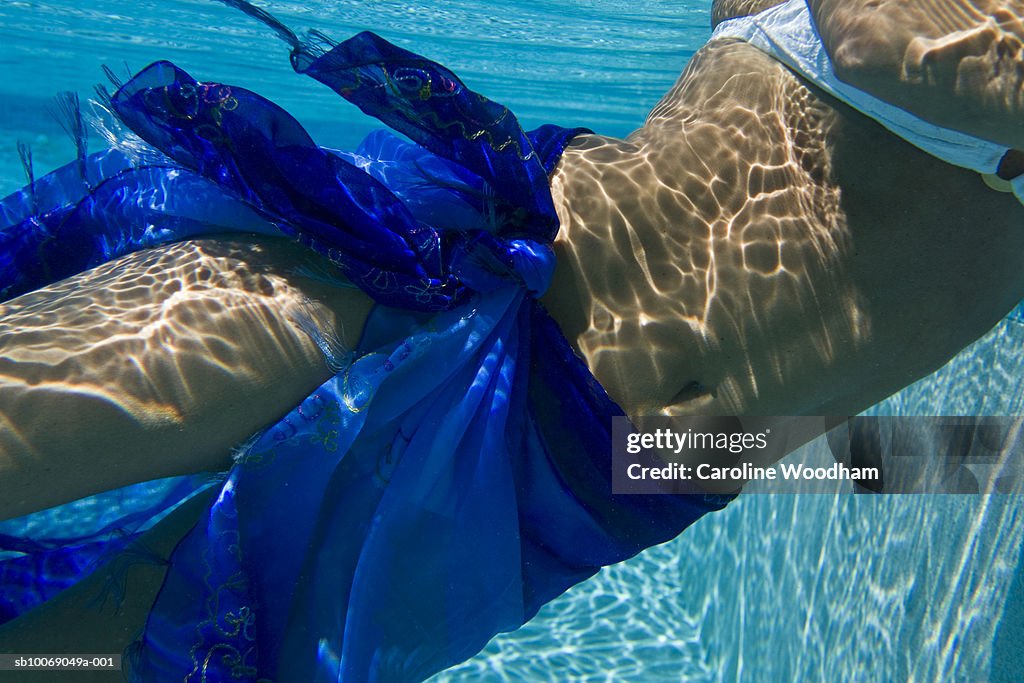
top-left (1, 1), bottom-right (1022, 681)
top-left (0, 0), bottom-right (707, 196)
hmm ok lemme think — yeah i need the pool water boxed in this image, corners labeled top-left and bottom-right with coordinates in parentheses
top-left (0, 0), bottom-right (707, 196)
top-left (1, 1), bottom-right (1022, 681)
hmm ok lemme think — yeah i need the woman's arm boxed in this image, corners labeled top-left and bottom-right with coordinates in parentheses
top-left (808, 0), bottom-right (1024, 150)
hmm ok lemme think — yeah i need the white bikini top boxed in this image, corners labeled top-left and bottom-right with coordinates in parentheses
top-left (710, 0), bottom-right (1024, 203)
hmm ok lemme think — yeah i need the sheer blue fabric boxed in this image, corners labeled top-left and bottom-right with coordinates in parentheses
top-left (0, 27), bottom-right (731, 683)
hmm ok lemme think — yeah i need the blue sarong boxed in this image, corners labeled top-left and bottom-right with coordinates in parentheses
top-left (0, 26), bottom-right (729, 683)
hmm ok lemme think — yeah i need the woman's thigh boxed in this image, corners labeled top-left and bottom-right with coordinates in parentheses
top-left (0, 488), bottom-right (216, 682)
top-left (0, 236), bottom-right (374, 520)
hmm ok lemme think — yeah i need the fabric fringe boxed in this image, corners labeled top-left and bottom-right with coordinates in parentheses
top-left (300, 28), bottom-right (337, 60)
top-left (291, 299), bottom-right (354, 375)
top-left (100, 63), bottom-right (125, 91)
top-left (15, 141), bottom-right (37, 213)
top-left (213, 0), bottom-right (300, 50)
top-left (83, 92), bottom-right (162, 166)
top-left (230, 432), bottom-right (264, 465)
top-left (50, 91), bottom-right (89, 182)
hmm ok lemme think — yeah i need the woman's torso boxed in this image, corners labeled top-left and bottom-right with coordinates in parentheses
top-left (542, 36), bottom-right (1024, 418)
